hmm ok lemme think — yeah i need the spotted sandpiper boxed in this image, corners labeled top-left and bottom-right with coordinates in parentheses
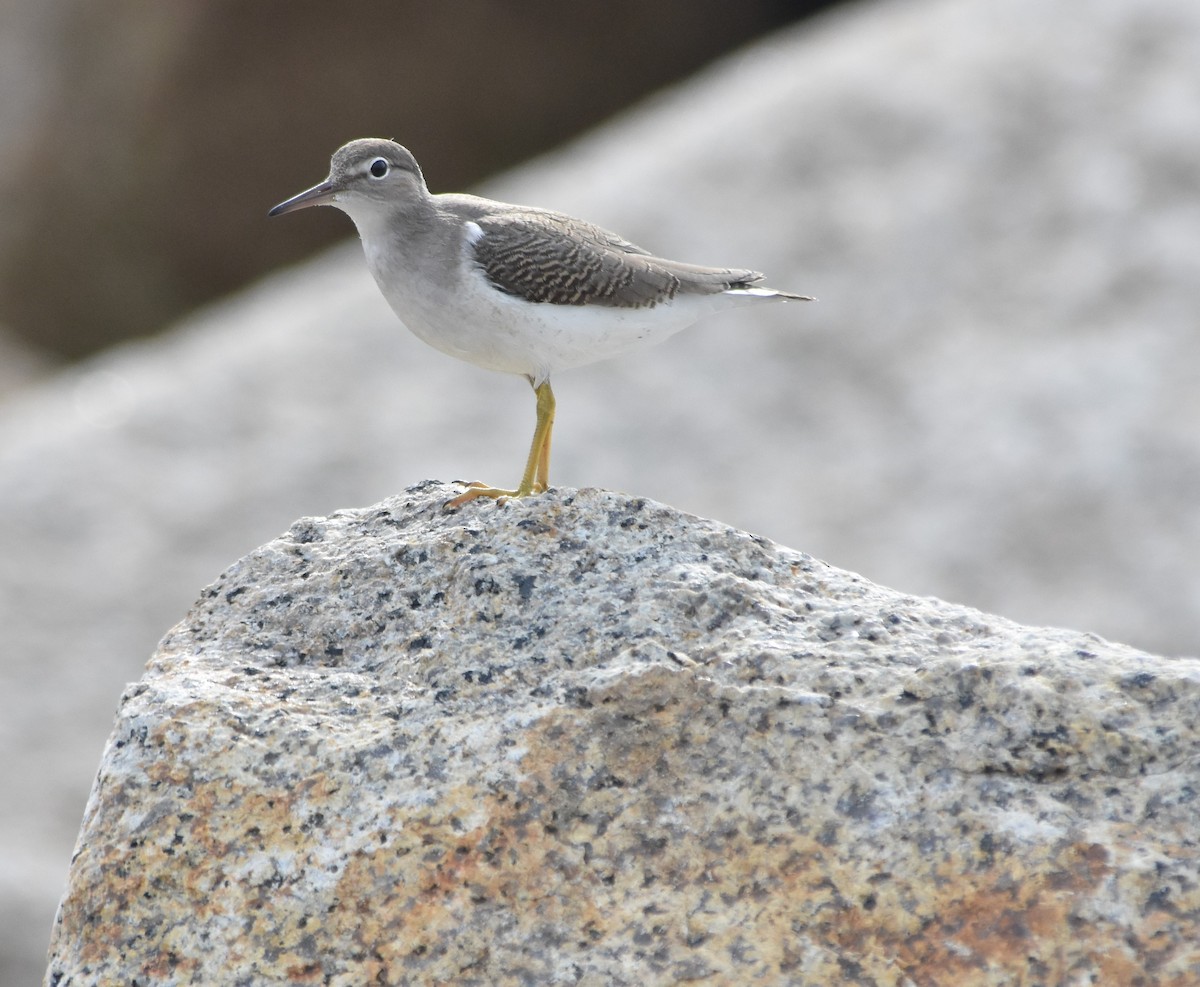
top-left (269, 139), bottom-right (811, 507)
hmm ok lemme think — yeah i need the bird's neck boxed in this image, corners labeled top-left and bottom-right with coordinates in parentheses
top-left (340, 192), bottom-right (438, 250)
top-left (345, 199), bottom-right (446, 288)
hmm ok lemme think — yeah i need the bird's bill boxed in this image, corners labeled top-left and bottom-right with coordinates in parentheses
top-left (267, 180), bottom-right (336, 217)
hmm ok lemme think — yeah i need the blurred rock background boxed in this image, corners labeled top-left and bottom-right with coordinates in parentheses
top-left (4, 0), bottom-right (1200, 983)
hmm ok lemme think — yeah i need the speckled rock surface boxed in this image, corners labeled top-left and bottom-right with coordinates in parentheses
top-left (47, 484), bottom-right (1200, 986)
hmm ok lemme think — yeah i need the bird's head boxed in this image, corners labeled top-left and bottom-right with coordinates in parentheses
top-left (268, 138), bottom-right (428, 220)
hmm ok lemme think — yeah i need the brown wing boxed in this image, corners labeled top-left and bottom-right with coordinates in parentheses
top-left (471, 210), bottom-right (764, 308)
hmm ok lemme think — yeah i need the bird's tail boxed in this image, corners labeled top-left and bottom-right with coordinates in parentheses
top-left (668, 263), bottom-right (813, 301)
top-left (734, 285), bottom-right (815, 301)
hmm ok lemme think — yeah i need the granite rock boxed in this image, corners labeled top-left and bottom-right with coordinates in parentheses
top-left (46, 485), bottom-right (1200, 986)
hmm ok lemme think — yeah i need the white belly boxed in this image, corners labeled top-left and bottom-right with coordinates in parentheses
top-left (369, 254), bottom-right (752, 383)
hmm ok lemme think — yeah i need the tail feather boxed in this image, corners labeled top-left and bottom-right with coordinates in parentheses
top-left (664, 262), bottom-right (813, 301)
top-left (733, 286), bottom-right (815, 301)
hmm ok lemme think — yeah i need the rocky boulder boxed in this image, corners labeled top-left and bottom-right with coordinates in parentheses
top-left (46, 484), bottom-right (1199, 985)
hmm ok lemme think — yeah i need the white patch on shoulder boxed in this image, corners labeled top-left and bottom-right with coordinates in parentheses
top-left (463, 220), bottom-right (485, 246)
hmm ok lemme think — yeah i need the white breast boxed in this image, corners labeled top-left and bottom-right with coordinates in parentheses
top-left (361, 219), bottom-right (782, 383)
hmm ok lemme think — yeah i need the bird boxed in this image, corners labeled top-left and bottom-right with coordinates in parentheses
top-left (268, 138), bottom-right (811, 508)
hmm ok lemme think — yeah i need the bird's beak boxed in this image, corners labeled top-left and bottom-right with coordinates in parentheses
top-left (268, 180), bottom-right (337, 217)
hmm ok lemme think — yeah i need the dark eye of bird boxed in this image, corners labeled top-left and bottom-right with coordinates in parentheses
top-left (369, 158), bottom-right (389, 179)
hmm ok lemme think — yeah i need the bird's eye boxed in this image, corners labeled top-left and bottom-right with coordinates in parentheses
top-left (369, 158), bottom-right (389, 178)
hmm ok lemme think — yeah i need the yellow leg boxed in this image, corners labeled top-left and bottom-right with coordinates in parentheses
top-left (446, 379), bottom-right (556, 508)
top-left (534, 403), bottom-right (552, 492)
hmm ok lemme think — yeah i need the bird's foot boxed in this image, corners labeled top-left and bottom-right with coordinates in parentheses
top-left (445, 480), bottom-right (547, 509)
